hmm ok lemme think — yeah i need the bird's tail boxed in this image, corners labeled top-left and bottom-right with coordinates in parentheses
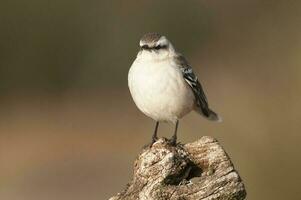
top-left (207, 109), bottom-right (222, 122)
top-left (195, 106), bottom-right (222, 122)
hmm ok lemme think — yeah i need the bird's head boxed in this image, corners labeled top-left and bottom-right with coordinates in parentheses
top-left (137, 33), bottom-right (175, 60)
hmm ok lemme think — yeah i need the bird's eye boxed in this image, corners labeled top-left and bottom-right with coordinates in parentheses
top-left (154, 45), bottom-right (167, 50)
top-left (140, 44), bottom-right (167, 50)
top-left (141, 45), bottom-right (149, 50)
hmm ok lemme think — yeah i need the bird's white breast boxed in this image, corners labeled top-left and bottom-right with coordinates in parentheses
top-left (128, 56), bottom-right (195, 123)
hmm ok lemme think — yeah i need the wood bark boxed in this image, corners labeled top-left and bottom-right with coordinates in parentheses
top-left (109, 136), bottom-right (246, 200)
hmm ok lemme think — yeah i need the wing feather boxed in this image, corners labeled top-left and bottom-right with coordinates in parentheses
top-left (176, 54), bottom-right (220, 121)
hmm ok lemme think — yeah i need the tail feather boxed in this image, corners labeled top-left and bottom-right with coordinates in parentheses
top-left (196, 107), bottom-right (222, 122)
top-left (207, 109), bottom-right (222, 122)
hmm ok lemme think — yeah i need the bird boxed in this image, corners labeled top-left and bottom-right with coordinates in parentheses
top-left (128, 33), bottom-right (221, 145)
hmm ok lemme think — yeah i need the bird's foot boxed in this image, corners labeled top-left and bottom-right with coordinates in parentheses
top-left (150, 136), bottom-right (158, 147)
top-left (143, 136), bottom-right (158, 149)
top-left (152, 135), bottom-right (158, 142)
top-left (169, 136), bottom-right (177, 146)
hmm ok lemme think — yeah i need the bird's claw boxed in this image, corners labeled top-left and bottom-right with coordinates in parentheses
top-left (169, 136), bottom-right (177, 146)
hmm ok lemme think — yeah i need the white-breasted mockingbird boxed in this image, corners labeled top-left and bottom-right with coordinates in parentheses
top-left (128, 33), bottom-right (221, 145)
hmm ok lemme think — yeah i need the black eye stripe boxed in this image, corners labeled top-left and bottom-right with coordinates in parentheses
top-left (141, 45), bottom-right (150, 50)
top-left (141, 45), bottom-right (167, 50)
top-left (154, 45), bottom-right (167, 50)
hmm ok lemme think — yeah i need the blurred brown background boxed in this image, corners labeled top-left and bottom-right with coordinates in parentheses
top-left (0, 0), bottom-right (300, 199)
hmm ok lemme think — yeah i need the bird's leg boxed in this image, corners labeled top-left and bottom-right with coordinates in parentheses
top-left (170, 120), bottom-right (179, 145)
top-left (151, 121), bottom-right (159, 144)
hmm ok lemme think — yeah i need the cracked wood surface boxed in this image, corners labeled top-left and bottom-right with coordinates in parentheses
top-left (109, 136), bottom-right (246, 200)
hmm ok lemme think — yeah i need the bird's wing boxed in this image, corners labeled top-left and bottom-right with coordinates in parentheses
top-left (176, 54), bottom-right (220, 121)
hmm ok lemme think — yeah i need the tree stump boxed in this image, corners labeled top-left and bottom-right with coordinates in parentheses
top-left (109, 136), bottom-right (246, 200)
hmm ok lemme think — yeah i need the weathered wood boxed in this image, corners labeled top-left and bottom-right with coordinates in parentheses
top-left (109, 136), bottom-right (246, 200)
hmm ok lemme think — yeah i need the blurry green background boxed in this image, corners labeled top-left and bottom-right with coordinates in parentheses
top-left (0, 0), bottom-right (300, 199)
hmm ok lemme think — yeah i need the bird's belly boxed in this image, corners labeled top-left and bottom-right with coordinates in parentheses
top-left (128, 61), bottom-right (195, 123)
